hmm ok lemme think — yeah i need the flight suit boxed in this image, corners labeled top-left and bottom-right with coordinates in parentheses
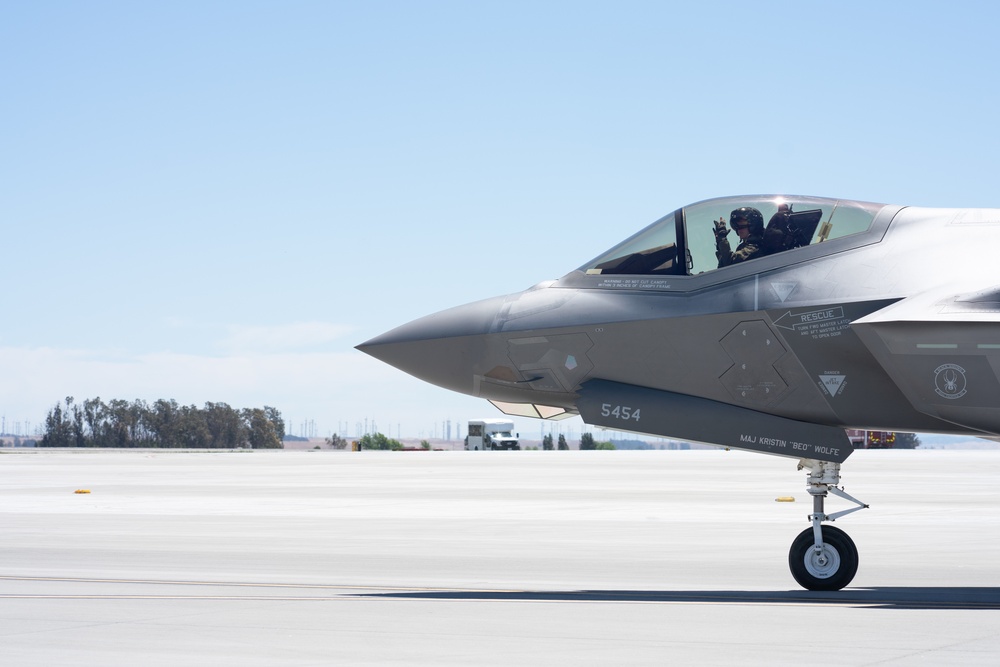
top-left (716, 233), bottom-right (764, 268)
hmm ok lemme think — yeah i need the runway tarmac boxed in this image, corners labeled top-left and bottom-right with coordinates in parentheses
top-left (2, 448), bottom-right (1000, 665)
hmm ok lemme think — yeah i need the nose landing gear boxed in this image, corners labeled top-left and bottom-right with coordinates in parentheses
top-left (788, 459), bottom-right (868, 591)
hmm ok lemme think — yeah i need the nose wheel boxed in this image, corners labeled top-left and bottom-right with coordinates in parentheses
top-left (789, 524), bottom-right (858, 590)
top-left (788, 459), bottom-right (867, 591)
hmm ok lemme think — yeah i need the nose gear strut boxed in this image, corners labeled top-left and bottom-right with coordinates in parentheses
top-left (788, 459), bottom-right (869, 591)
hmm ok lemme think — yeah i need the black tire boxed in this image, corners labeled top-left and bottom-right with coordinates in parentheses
top-left (788, 525), bottom-right (858, 591)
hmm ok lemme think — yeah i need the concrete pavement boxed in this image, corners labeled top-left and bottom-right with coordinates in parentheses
top-left (2, 448), bottom-right (999, 665)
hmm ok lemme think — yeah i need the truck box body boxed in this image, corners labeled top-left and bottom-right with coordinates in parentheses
top-left (466, 419), bottom-right (520, 450)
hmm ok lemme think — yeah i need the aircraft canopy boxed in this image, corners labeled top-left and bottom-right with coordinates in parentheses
top-left (577, 195), bottom-right (884, 278)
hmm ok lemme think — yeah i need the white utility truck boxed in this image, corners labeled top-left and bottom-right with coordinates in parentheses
top-left (465, 419), bottom-right (520, 450)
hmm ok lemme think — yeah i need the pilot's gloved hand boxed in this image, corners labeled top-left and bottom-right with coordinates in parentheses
top-left (713, 218), bottom-right (729, 241)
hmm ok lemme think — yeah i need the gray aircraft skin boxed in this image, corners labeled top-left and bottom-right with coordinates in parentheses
top-left (358, 194), bottom-right (1000, 590)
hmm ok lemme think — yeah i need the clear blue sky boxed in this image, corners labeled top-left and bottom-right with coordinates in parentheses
top-left (2, 1), bottom-right (999, 440)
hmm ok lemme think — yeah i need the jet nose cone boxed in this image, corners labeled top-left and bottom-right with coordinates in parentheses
top-left (356, 295), bottom-right (508, 394)
top-left (358, 294), bottom-right (507, 349)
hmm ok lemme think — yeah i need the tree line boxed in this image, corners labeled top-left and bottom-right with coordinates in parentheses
top-left (578, 433), bottom-right (615, 450)
top-left (40, 397), bottom-right (285, 449)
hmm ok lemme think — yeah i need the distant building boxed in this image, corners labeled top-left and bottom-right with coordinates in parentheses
top-left (846, 429), bottom-right (896, 449)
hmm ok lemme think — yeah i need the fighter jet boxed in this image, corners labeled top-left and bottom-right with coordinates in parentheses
top-left (358, 194), bottom-right (1000, 591)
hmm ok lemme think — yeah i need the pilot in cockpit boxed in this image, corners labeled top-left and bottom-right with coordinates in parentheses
top-left (715, 207), bottom-right (764, 268)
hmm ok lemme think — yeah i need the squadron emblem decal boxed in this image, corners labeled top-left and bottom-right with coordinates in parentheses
top-left (934, 363), bottom-right (968, 399)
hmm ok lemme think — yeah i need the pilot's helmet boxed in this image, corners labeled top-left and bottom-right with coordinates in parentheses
top-left (730, 207), bottom-right (764, 235)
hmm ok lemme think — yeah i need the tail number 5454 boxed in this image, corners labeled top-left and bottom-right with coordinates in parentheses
top-left (600, 404), bottom-right (641, 422)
